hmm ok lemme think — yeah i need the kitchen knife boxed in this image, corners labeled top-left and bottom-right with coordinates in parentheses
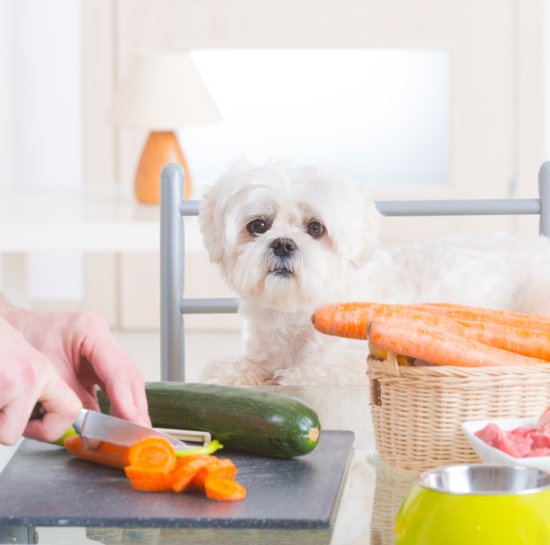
top-left (73, 409), bottom-right (193, 451)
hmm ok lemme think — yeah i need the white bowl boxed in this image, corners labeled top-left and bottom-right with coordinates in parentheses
top-left (461, 417), bottom-right (550, 473)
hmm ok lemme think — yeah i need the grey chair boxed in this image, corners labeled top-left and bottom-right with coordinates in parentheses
top-left (160, 161), bottom-right (550, 381)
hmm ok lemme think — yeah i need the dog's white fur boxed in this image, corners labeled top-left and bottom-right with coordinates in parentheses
top-left (199, 160), bottom-right (550, 386)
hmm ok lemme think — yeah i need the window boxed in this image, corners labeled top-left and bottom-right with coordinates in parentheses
top-left (182, 48), bottom-right (451, 189)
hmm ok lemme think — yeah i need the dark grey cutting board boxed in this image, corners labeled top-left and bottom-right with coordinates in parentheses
top-left (0, 430), bottom-right (353, 530)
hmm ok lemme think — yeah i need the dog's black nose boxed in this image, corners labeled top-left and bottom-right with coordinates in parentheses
top-left (270, 237), bottom-right (297, 258)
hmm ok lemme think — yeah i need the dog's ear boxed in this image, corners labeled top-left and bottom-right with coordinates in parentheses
top-left (199, 159), bottom-right (254, 265)
top-left (308, 167), bottom-right (382, 269)
top-left (198, 185), bottom-right (226, 265)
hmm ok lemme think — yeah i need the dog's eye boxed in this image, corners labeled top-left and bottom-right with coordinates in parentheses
top-left (247, 219), bottom-right (268, 235)
top-left (307, 221), bottom-right (325, 239)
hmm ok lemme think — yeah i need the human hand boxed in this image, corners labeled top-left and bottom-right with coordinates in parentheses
top-left (0, 318), bottom-right (82, 444)
top-left (0, 307), bottom-right (151, 429)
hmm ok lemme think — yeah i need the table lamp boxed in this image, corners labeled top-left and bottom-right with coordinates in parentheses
top-left (109, 50), bottom-right (220, 204)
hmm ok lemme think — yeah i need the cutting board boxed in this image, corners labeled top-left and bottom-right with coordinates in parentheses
top-left (0, 430), bottom-right (353, 531)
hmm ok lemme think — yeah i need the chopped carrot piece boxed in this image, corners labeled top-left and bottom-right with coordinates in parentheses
top-left (205, 477), bottom-right (247, 501)
top-left (64, 436), bottom-right (130, 469)
top-left (210, 458), bottom-right (237, 479)
top-left (174, 454), bottom-right (217, 471)
top-left (128, 437), bottom-right (177, 472)
top-left (170, 457), bottom-right (211, 493)
top-left (124, 465), bottom-right (173, 491)
top-left (66, 433), bottom-right (247, 502)
top-left (123, 437), bottom-right (178, 492)
top-left (192, 458), bottom-right (237, 491)
top-left (124, 465), bottom-right (171, 481)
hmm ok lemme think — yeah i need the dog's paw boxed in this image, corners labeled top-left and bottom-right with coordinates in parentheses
top-left (201, 358), bottom-right (275, 386)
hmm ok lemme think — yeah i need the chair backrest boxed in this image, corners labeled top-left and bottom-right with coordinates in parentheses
top-left (160, 161), bottom-right (550, 381)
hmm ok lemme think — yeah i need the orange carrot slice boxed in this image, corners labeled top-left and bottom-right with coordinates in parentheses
top-left (128, 437), bottom-right (176, 472)
top-left (123, 437), bottom-right (178, 492)
top-left (192, 458), bottom-right (237, 491)
top-left (174, 454), bottom-right (217, 470)
top-left (124, 466), bottom-right (173, 492)
top-left (170, 457), bottom-right (211, 493)
top-left (205, 477), bottom-right (246, 501)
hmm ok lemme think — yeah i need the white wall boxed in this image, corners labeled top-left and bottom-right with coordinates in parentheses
top-left (0, 0), bottom-right (14, 187)
top-left (11, 0), bottom-right (83, 187)
top-left (2, 0), bottom-right (550, 308)
top-left (5, 0), bottom-right (84, 301)
top-left (545, 0), bottom-right (550, 161)
top-left (184, 48), bottom-right (450, 189)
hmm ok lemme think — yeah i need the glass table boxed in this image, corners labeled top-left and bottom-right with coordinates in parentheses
top-left (0, 386), bottom-right (419, 545)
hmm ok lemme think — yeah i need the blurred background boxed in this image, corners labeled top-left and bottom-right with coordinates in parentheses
top-left (0, 0), bottom-right (549, 380)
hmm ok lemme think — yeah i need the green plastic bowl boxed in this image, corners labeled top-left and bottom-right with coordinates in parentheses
top-left (396, 464), bottom-right (550, 545)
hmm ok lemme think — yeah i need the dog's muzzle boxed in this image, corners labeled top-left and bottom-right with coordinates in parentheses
top-left (270, 237), bottom-right (296, 258)
top-left (267, 237), bottom-right (297, 277)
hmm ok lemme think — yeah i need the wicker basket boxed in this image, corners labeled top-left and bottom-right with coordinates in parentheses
top-left (367, 354), bottom-right (550, 472)
top-left (370, 461), bottom-right (417, 545)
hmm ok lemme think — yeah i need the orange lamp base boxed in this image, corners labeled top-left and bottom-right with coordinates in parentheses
top-left (134, 130), bottom-right (192, 204)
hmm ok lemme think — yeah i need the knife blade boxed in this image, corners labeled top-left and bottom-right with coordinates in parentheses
top-left (73, 409), bottom-right (192, 451)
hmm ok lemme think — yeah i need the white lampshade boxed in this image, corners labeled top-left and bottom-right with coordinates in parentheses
top-left (109, 50), bottom-right (220, 130)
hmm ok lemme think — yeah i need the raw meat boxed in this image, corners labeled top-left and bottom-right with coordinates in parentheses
top-left (475, 407), bottom-right (550, 458)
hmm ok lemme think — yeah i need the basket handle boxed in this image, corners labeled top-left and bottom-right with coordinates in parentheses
top-left (370, 378), bottom-right (382, 406)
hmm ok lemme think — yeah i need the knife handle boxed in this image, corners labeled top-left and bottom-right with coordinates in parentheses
top-left (29, 403), bottom-right (82, 446)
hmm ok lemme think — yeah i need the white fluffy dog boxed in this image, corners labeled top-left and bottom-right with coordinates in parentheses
top-left (198, 160), bottom-right (550, 386)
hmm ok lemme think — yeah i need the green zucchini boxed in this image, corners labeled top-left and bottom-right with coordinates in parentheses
top-left (99, 382), bottom-right (321, 459)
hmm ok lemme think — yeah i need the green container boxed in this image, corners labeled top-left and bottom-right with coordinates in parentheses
top-left (396, 464), bottom-right (550, 545)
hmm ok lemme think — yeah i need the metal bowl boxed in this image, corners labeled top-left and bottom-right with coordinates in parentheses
top-left (418, 463), bottom-right (550, 495)
top-left (396, 464), bottom-right (550, 545)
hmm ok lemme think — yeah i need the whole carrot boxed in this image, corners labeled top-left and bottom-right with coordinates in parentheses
top-left (417, 303), bottom-right (550, 332)
top-left (368, 308), bottom-right (550, 361)
top-left (312, 302), bottom-right (415, 339)
top-left (64, 436), bottom-right (130, 469)
top-left (452, 319), bottom-right (550, 360)
top-left (313, 301), bottom-right (550, 354)
top-left (312, 302), bottom-right (467, 340)
top-left (369, 317), bottom-right (549, 367)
